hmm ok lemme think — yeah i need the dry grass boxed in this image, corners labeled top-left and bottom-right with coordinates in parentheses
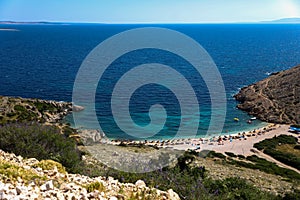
top-left (276, 144), bottom-right (300, 157)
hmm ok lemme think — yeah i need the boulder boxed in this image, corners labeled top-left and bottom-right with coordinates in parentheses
top-left (135, 180), bottom-right (146, 188)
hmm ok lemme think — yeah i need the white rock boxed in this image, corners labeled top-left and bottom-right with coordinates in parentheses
top-left (135, 180), bottom-right (146, 188)
top-left (29, 193), bottom-right (39, 200)
top-left (109, 196), bottom-right (118, 200)
top-left (23, 166), bottom-right (30, 170)
top-left (15, 186), bottom-right (23, 195)
top-left (7, 189), bottom-right (17, 196)
top-left (56, 192), bottom-right (64, 200)
top-left (45, 180), bottom-right (54, 190)
top-left (167, 189), bottom-right (180, 200)
top-left (36, 167), bottom-right (43, 172)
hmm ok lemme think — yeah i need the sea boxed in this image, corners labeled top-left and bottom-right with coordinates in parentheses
top-left (1, 23), bottom-right (300, 140)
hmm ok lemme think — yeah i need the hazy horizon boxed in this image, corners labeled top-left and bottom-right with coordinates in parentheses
top-left (1, 0), bottom-right (300, 24)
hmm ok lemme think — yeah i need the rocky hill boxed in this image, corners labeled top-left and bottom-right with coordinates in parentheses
top-left (234, 65), bottom-right (300, 124)
top-left (0, 149), bottom-right (179, 200)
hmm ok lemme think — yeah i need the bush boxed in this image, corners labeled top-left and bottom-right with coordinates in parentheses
top-left (84, 181), bottom-right (105, 192)
top-left (245, 155), bottom-right (300, 181)
top-left (0, 123), bottom-right (82, 173)
top-left (14, 105), bottom-right (26, 112)
top-left (254, 135), bottom-right (300, 171)
top-left (33, 101), bottom-right (57, 113)
top-left (237, 154), bottom-right (246, 159)
top-left (263, 148), bottom-right (300, 170)
top-left (283, 189), bottom-right (300, 200)
top-left (254, 135), bottom-right (297, 150)
top-left (225, 152), bottom-right (237, 157)
top-left (34, 160), bottom-right (66, 174)
top-left (0, 160), bottom-right (46, 184)
top-left (294, 145), bottom-right (300, 150)
top-left (207, 151), bottom-right (226, 159)
top-left (204, 177), bottom-right (279, 200)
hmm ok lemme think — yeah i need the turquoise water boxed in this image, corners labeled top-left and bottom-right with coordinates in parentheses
top-left (1, 24), bottom-right (300, 140)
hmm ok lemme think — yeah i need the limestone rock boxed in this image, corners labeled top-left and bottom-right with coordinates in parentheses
top-left (135, 180), bottom-right (146, 188)
top-left (167, 189), bottom-right (180, 200)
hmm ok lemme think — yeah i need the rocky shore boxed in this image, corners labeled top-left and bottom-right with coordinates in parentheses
top-left (0, 149), bottom-right (179, 200)
top-left (0, 96), bottom-right (73, 124)
top-left (235, 65), bottom-right (300, 124)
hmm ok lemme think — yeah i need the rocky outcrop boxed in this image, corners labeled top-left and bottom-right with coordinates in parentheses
top-left (234, 65), bottom-right (300, 124)
top-left (0, 96), bottom-right (73, 124)
top-left (0, 149), bottom-right (180, 200)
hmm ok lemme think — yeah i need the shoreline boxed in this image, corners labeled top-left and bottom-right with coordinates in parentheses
top-left (1, 95), bottom-right (298, 157)
top-left (82, 123), bottom-right (299, 155)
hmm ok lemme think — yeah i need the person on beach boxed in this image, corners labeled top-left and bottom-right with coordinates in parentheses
top-left (218, 136), bottom-right (224, 145)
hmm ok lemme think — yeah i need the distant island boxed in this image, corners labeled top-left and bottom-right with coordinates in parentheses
top-left (0, 21), bottom-right (71, 25)
top-left (261, 17), bottom-right (300, 24)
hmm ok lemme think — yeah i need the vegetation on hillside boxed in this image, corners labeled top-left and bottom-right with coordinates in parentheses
top-left (254, 135), bottom-right (300, 170)
top-left (0, 123), bottom-right (82, 173)
top-left (0, 110), bottom-right (299, 199)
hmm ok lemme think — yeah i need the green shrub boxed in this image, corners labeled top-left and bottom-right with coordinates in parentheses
top-left (0, 159), bottom-right (46, 184)
top-left (34, 160), bottom-right (66, 174)
top-left (84, 181), bottom-right (105, 192)
top-left (283, 189), bottom-right (300, 200)
top-left (245, 155), bottom-right (300, 181)
top-left (62, 126), bottom-right (76, 137)
top-left (225, 152), bottom-right (237, 157)
top-left (207, 151), bottom-right (226, 159)
top-left (254, 135), bottom-right (300, 171)
top-left (294, 145), bottom-right (300, 150)
top-left (33, 101), bottom-right (57, 113)
top-left (254, 135), bottom-right (297, 150)
top-left (204, 177), bottom-right (279, 200)
top-left (14, 105), bottom-right (26, 112)
top-left (263, 148), bottom-right (300, 170)
top-left (0, 123), bottom-right (82, 173)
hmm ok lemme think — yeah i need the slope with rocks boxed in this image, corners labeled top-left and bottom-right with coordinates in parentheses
top-left (234, 65), bottom-right (300, 124)
top-left (0, 149), bottom-right (180, 200)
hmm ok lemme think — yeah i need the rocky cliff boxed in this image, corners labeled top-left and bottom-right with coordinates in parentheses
top-left (234, 65), bottom-right (300, 124)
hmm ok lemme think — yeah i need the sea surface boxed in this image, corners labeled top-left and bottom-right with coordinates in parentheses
top-left (1, 24), bottom-right (300, 140)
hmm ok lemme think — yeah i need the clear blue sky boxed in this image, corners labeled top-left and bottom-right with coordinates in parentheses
top-left (0, 0), bottom-right (300, 23)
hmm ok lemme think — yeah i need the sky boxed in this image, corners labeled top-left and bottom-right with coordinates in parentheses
top-left (0, 0), bottom-right (300, 23)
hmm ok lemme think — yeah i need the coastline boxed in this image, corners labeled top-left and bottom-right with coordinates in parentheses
top-left (100, 123), bottom-right (280, 148)
top-left (82, 123), bottom-right (299, 155)
top-left (1, 95), bottom-right (298, 158)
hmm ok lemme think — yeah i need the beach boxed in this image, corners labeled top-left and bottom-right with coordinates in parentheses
top-left (102, 124), bottom-right (299, 156)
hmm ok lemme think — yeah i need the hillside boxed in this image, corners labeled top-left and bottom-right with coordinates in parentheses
top-left (234, 65), bottom-right (300, 124)
top-left (0, 149), bottom-right (179, 200)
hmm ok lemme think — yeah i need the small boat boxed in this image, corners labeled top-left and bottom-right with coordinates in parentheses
top-left (234, 117), bottom-right (239, 122)
top-left (247, 120), bottom-right (252, 124)
top-left (250, 117), bottom-right (257, 120)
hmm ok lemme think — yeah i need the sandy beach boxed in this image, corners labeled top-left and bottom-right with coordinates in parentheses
top-left (105, 124), bottom-right (299, 156)
top-left (162, 124), bottom-right (299, 155)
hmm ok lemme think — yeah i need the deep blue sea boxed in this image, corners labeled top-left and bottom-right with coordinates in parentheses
top-left (1, 24), bottom-right (300, 140)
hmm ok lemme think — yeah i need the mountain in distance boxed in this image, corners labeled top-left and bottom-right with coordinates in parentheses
top-left (261, 17), bottom-right (300, 23)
